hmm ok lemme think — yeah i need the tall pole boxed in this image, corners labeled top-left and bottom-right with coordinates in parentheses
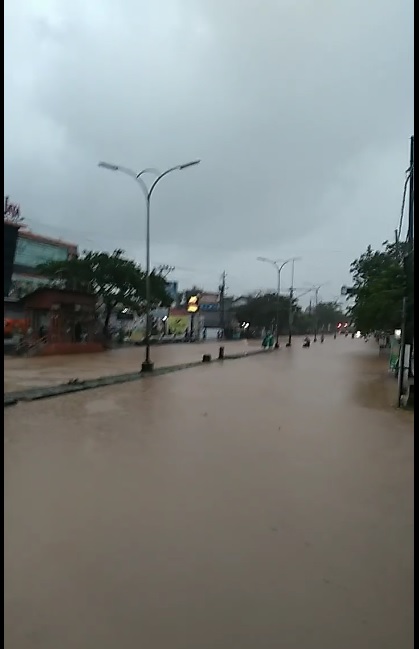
top-left (98, 159), bottom-right (200, 372)
top-left (144, 195), bottom-right (152, 365)
top-left (405, 135), bottom-right (414, 363)
top-left (257, 257), bottom-right (295, 348)
top-left (397, 297), bottom-right (407, 407)
top-left (398, 135), bottom-right (414, 403)
top-left (313, 287), bottom-right (319, 342)
top-left (287, 259), bottom-right (296, 347)
top-left (219, 271), bottom-right (226, 339)
top-left (275, 267), bottom-right (281, 347)
top-left (308, 298), bottom-right (312, 334)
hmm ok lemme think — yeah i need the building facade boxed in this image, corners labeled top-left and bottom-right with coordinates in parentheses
top-left (9, 229), bottom-right (78, 299)
top-left (4, 221), bottom-right (20, 297)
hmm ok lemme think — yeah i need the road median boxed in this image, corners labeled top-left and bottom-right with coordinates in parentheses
top-left (4, 347), bottom-right (270, 407)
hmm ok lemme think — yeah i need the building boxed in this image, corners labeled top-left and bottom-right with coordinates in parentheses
top-left (4, 220), bottom-right (20, 297)
top-left (20, 287), bottom-right (103, 356)
top-left (9, 228), bottom-right (78, 299)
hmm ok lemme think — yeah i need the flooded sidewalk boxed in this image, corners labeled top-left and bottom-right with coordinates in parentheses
top-left (4, 339), bottom-right (260, 393)
top-left (4, 338), bottom-right (413, 648)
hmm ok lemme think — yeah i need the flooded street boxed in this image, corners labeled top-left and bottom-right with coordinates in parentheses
top-left (4, 338), bottom-right (414, 649)
top-left (4, 340), bottom-right (260, 393)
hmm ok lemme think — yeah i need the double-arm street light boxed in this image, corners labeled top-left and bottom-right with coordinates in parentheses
top-left (285, 257), bottom-right (302, 346)
top-left (305, 282), bottom-right (327, 341)
top-left (99, 159), bottom-right (200, 372)
top-left (257, 257), bottom-right (300, 348)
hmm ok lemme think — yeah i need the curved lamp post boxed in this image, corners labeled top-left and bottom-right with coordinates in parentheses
top-left (257, 257), bottom-right (291, 348)
top-left (98, 159), bottom-right (200, 372)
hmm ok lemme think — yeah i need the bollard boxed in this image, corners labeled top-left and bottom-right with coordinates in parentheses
top-left (202, 354), bottom-right (212, 363)
top-left (218, 346), bottom-right (225, 360)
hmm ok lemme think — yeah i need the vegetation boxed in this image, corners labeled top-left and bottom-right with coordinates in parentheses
top-left (36, 249), bottom-right (171, 336)
top-left (311, 301), bottom-right (345, 330)
top-left (234, 293), bottom-right (347, 335)
top-left (348, 241), bottom-right (408, 334)
top-left (235, 292), bottom-right (302, 332)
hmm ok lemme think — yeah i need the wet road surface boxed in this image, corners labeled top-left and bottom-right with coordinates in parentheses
top-left (4, 338), bottom-right (413, 649)
top-left (4, 340), bottom-right (259, 393)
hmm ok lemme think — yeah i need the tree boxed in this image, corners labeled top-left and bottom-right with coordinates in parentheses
top-left (348, 241), bottom-right (407, 334)
top-left (235, 292), bottom-right (301, 332)
top-left (36, 249), bottom-right (171, 336)
top-left (311, 301), bottom-right (345, 330)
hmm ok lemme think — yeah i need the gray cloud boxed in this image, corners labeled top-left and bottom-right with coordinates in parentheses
top-left (5, 0), bottom-right (413, 299)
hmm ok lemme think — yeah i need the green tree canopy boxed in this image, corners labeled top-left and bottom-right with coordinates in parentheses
top-left (36, 249), bottom-right (171, 334)
top-left (311, 301), bottom-right (346, 330)
top-left (348, 241), bottom-right (408, 334)
top-left (235, 293), bottom-right (303, 332)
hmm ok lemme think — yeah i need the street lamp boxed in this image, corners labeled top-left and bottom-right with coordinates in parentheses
top-left (286, 258), bottom-right (301, 347)
top-left (257, 257), bottom-right (291, 348)
top-left (98, 159), bottom-right (200, 372)
top-left (306, 283), bottom-right (327, 342)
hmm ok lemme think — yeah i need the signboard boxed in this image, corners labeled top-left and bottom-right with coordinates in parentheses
top-left (167, 315), bottom-right (189, 335)
top-left (200, 303), bottom-right (219, 312)
top-left (187, 295), bottom-right (199, 313)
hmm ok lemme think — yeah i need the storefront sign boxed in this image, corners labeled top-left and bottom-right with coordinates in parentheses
top-left (167, 315), bottom-right (189, 335)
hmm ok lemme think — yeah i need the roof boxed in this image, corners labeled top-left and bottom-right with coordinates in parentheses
top-left (20, 286), bottom-right (96, 307)
top-left (4, 219), bottom-right (21, 229)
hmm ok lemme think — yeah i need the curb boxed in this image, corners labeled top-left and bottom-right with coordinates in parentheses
top-left (4, 348), bottom-right (271, 407)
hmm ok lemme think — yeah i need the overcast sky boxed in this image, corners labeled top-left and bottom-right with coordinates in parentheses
top-left (5, 0), bottom-right (413, 302)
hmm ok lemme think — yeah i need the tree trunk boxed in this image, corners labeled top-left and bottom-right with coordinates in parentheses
top-left (103, 307), bottom-right (113, 347)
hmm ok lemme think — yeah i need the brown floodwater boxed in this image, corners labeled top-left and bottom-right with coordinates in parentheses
top-left (4, 338), bottom-right (414, 649)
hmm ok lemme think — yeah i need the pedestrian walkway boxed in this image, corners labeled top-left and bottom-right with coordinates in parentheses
top-left (3, 340), bottom-right (260, 393)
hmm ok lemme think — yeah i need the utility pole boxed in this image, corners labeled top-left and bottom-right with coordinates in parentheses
top-left (156, 264), bottom-right (175, 279)
top-left (405, 135), bottom-right (414, 358)
top-left (308, 299), bottom-right (312, 334)
top-left (313, 286), bottom-right (320, 342)
top-left (219, 271), bottom-right (226, 339)
top-left (287, 259), bottom-right (296, 347)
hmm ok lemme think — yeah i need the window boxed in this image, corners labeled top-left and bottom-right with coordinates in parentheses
top-left (14, 238), bottom-right (69, 268)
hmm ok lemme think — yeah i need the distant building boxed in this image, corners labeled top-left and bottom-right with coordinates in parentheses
top-left (165, 281), bottom-right (179, 304)
top-left (4, 221), bottom-right (20, 297)
top-left (9, 228), bottom-right (78, 299)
